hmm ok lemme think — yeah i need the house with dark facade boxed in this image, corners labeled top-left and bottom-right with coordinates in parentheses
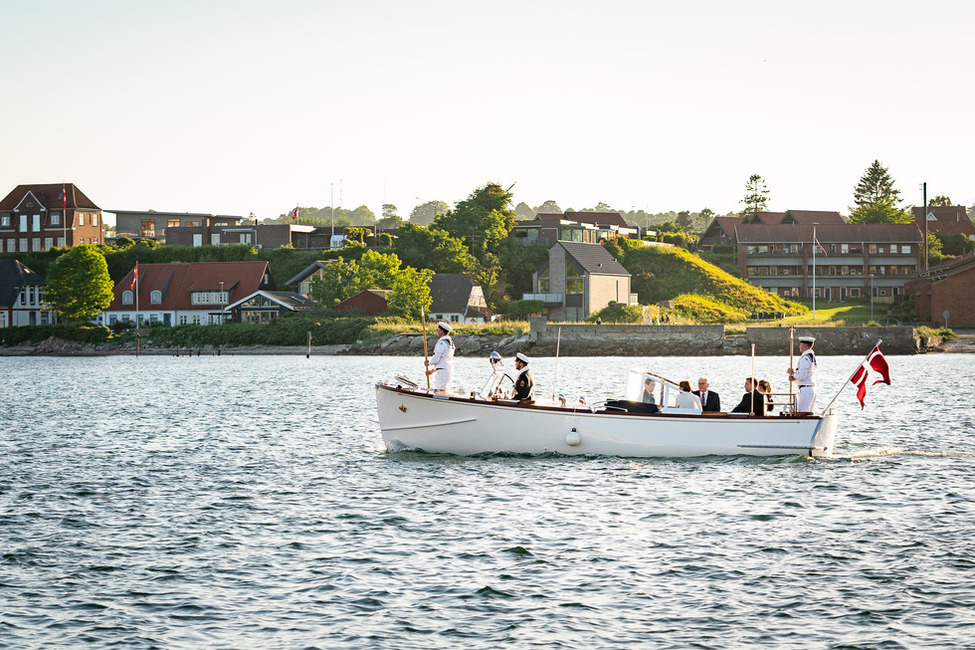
top-left (0, 183), bottom-right (104, 253)
top-left (429, 274), bottom-right (492, 323)
top-left (699, 216), bottom-right (744, 249)
top-left (224, 290), bottom-right (314, 323)
top-left (905, 251), bottom-right (975, 327)
top-left (526, 241), bottom-right (634, 321)
top-left (734, 223), bottom-right (923, 303)
top-left (99, 261), bottom-right (271, 327)
top-left (287, 261), bottom-right (335, 296)
top-left (109, 210), bottom-right (246, 243)
top-left (166, 223), bottom-right (316, 250)
top-left (0, 260), bottom-right (55, 327)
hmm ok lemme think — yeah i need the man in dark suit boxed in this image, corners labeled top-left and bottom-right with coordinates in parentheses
top-left (731, 377), bottom-right (766, 416)
top-left (693, 377), bottom-right (721, 412)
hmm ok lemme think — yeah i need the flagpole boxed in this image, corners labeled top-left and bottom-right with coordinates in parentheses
top-left (789, 326), bottom-right (795, 413)
top-left (61, 183), bottom-right (67, 248)
top-left (812, 225), bottom-right (817, 320)
top-left (750, 343), bottom-right (756, 416)
top-left (818, 339), bottom-right (883, 415)
top-left (551, 326), bottom-right (562, 402)
top-left (420, 306), bottom-right (430, 390)
top-left (134, 262), bottom-right (140, 357)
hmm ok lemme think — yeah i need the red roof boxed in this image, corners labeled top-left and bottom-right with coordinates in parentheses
top-left (106, 261), bottom-right (270, 311)
top-left (735, 223), bottom-right (922, 243)
top-left (0, 183), bottom-right (100, 211)
top-left (783, 210), bottom-right (845, 225)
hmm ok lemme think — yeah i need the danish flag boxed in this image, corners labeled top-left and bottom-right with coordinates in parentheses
top-left (849, 343), bottom-right (891, 409)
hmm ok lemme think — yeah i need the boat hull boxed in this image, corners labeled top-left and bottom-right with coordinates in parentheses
top-left (376, 384), bottom-right (836, 458)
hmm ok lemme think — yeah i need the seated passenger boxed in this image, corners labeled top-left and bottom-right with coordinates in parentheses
top-left (758, 378), bottom-right (774, 414)
top-left (675, 380), bottom-right (703, 410)
top-left (641, 378), bottom-right (657, 405)
top-left (731, 377), bottom-right (767, 416)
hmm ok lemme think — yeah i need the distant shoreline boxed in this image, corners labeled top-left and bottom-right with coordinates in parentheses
top-left (2, 332), bottom-right (972, 356)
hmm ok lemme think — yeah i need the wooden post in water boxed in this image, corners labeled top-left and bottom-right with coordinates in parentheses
top-left (306, 330), bottom-right (312, 359)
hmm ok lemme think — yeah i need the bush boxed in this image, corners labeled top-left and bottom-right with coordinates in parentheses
top-left (0, 324), bottom-right (112, 346)
top-left (587, 302), bottom-right (643, 323)
top-left (668, 294), bottom-right (750, 324)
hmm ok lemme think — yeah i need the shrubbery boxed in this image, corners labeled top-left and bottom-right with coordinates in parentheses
top-left (587, 302), bottom-right (644, 323)
top-left (0, 324), bottom-right (112, 346)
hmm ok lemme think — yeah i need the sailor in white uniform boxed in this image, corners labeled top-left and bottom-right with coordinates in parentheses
top-left (426, 321), bottom-right (455, 393)
top-left (788, 336), bottom-right (818, 413)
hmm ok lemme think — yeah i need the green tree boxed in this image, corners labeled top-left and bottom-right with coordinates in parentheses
top-left (392, 223), bottom-right (475, 273)
top-left (308, 257), bottom-right (361, 306)
top-left (740, 174), bottom-right (770, 215)
top-left (356, 250), bottom-right (402, 289)
top-left (927, 232), bottom-right (945, 266)
top-left (431, 182), bottom-right (516, 258)
top-left (514, 201), bottom-right (535, 218)
top-left (387, 267), bottom-right (434, 319)
top-left (45, 244), bottom-right (114, 321)
top-left (408, 200), bottom-right (449, 227)
top-left (928, 195), bottom-right (953, 207)
top-left (676, 210), bottom-right (693, 231)
top-left (848, 199), bottom-right (913, 224)
top-left (936, 231), bottom-right (975, 257)
top-left (849, 160), bottom-right (911, 224)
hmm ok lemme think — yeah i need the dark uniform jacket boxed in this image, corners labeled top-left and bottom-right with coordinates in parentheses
top-left (731, 389), bottom-right (766, 416)
top-left (693, 390), bottom-right (721, 412)
top-left (513, 368), bottom-right (534, 402)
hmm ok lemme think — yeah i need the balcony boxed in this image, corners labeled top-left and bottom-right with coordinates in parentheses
top-left (523, 292), bottom-right (563, 306)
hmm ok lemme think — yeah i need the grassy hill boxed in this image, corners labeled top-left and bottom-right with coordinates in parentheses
top-left (604, 239), bottom-right (807, 323)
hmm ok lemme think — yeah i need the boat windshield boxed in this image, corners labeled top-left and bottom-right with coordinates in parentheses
top-left (624, 369), bottom-right (684, 408)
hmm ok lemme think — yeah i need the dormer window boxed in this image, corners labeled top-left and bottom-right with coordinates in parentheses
top-left (50, 212), bottom-right (61, 226)
top-left (150, 290), bottom-right (162, 304)
top-left (122, 290), bottom-right (134, 305)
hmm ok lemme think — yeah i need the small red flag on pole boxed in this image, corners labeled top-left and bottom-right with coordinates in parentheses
top-left (291, 206), bottom-right (299, 220)
top-left (130, 263), bottom-right (139, 290)
top-left (847, 343), bottom-right (891, 409)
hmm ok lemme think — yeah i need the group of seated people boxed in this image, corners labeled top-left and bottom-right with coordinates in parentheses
top-left (642, 375), bottom-right (779, 415)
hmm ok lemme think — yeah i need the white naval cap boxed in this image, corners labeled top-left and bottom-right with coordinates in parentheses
top-left (516, 352), bottom-right (530, 364)
top-left (437, 321), bottom-right (452, 332)
top-left (798, 336), bottom-right (816, 344)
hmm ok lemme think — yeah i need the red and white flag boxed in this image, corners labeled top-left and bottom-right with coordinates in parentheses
top-left (813, 227), bottom-right (827, 256)
top-left (61, 183), bottom-right (66, 210)
top-left (849, 343), bottom-right (891, 409)
top-left (291, 206), bottom-right (299, 220)
top-left (130, 263), bottom-right (139, 291)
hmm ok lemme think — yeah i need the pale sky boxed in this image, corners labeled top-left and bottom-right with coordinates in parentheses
top-left (3, 0), bottom-right (973, 225)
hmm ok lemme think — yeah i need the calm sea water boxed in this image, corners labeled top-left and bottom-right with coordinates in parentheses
top-left (3, 352), bottom-right (974, 648)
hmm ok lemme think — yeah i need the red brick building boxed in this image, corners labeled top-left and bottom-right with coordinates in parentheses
top-left (0, 183), bottom-right (104, 253)
top-left (905, 252), bottom-right (975, 327)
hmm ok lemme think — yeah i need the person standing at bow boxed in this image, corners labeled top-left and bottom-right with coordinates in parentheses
top-left (787, 336), bottom-right (818, 413)
top-left (425, 321), bottom-right (455, 394)
top-left (512, 352), bottom-right (535, 403)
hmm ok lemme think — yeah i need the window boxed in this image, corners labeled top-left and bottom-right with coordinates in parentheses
top-left (51, 212), bottom-right (61, 226)
top-left (840, 244), bottom-right (849, 254)
top-left (538, 269), bottom-right (550, 293)
top-left (79, 214), bottom-right (85, 226)
top-left (56, 237), bottom-right (65, 248)
top-left (122, 290), bottom-right (134, 305)
top-left (868, 244), bottom-right (877, 254)
top-left (141, 220), bottom-right (155, 237)
top-left (450, 315), bottom-right (459, 322)
top-left (19, 238), bottom-right (28, 252)
top-left (150, 290), bottom-right (162, 304)
top-left (849, 287), bottom-right (860, 298)
top-left (180, 315), bottom-right (188, 325)
top-left (32, 214), bottom-right (40, 231)
top-left (168, 219), bottom-right (180, 228)
top-left (19, 215), bottom-right (27, 232)
top-left (190, 291), bottom-right (229, 305)
top-left (0, 214), bottom-right (10, 227)
top-left (829, 244), bottom-right (837, 254)
top-left (565, 266), bottom-right (584, 294)
top-left (901, 245), bottom-right (911, 254)
top-left (43, 238), bottom-right (52, 250)
top-left (185, 221), bottom-right (199, 227)
top-left (32, 238), bottom-right (40, 251)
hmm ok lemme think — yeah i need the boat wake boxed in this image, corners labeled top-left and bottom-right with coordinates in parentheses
top-left (835, 446), bottom-right (975, 460)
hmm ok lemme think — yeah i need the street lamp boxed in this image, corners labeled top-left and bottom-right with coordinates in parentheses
top-left (869, 273), bottom-right (875, 322)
